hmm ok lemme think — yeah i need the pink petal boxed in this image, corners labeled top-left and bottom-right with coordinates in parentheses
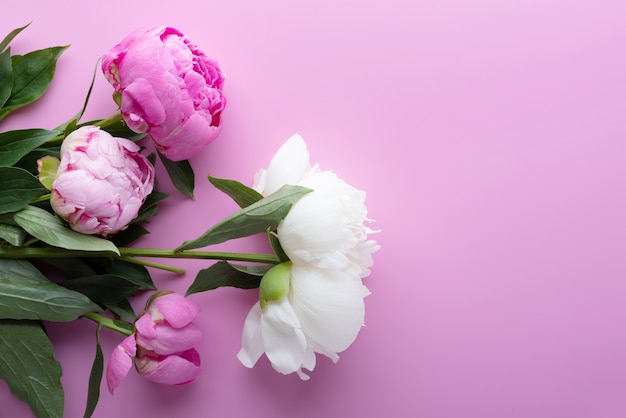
top-left (122, 78), bottom-right (167, 127)
top-left (150, 293), bottom-right (201, 328)
top-left (134, 311), bottom-right (157, 338)
top-left (106, 335), bottom-right (137, 394)
top-left (136, 349), bottom-right (201, 385)
top-left (136, 322), bottom-right (202, 355)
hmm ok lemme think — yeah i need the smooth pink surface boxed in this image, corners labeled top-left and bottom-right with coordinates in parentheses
top-left (2, 1), bottom-right (626, 417)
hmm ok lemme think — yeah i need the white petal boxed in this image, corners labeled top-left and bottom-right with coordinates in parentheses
top-left (252, 168), bottom-right (268, 194)
top-left (278, 173), bottom-right (353, 267)
top-left (237, 302), bottom-right (264, 368)
top-left (280, 170), bottom-right (377, 276)
top-left (261, 297), bottom-right (307, 375)
top-left (290, 266), bottom-right (367, 353)
top-left (294, 342), bottom-right (317, 380)
top-left (308, 339), bottom-right (340, 364)
top-left (257, 134), bottom-right (310, 195)
top-left (302, 345), bottom-right (317, 371)
top-left (296, 369), bottom-right (311, 380)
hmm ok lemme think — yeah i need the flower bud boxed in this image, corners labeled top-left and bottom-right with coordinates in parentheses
top-left (259, 262), bottom-right (292, 310)
top-left (47, 126), bottom-right (154, 236)
top-left (106, 292), bottom-right (202, 393)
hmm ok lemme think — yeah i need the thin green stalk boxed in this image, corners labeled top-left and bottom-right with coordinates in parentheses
top-left (31, 193), bottom-right (51, 204)
top-left (0, 246), bottom-right (281, 264)
top-left (120, 256), bottom-right (186, 275)
top-left (119, 248), bottom-right (281, 264)
top-left (83, 312), bottom-right (133, 336)
top-left (46, 112), bottom-right (124, 145)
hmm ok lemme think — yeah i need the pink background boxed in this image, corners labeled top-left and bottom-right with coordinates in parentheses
top-left (2, 0), bottom-right (626, 417)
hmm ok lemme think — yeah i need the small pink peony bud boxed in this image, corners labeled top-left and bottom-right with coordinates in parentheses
top-left (106, 292), bottom-right (202, 393)
top-left (47, 126), bottom-right (154, 236)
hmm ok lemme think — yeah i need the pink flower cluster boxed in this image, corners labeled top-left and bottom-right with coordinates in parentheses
top-left (44, 25), bottom-right (227, 237)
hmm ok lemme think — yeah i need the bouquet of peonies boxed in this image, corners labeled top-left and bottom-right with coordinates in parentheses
top-left (0, 23), bottom-right (379, 418)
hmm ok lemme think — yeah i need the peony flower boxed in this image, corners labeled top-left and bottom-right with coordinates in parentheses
top-left (102, 26), bottom-right (226, 161)
top-left (253, 134), bottom-right (379, 277)
top-left (106, 292), bottom-right (202, 393)
top-left (237, 135), bottom-right (379, 379)
top-left (237, 262), bottom-right (370, 380)
top-left (46, 126), bottom-right (154, 236)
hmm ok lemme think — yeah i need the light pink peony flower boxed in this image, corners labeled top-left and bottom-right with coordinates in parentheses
top-left (47, 126), bottom-right (154, 236)
top-left (102, 26), bottom-right (226, 161)
top-left (106, 292), bottom-right (202, 393)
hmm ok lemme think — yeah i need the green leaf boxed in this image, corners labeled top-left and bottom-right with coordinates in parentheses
top-left (0, 49), bottom-right (13, 109)
top-left (0, 129), bottom-right (60, 167)
top-left (0, 259), bottom-right (101, 321)
top-left (208, 175), bottom-right (264, 208)
top-left (56, 60), bottom-right (99, 136)
top-left (186, 261), bottom-right (269, 295)
top-left (0, 167), bottom-right (48, 214)
top-left (60, 258), bottom-right (154, 304)
top-left (0, 223), bottom-right (26, 246)
top-left (13, 206), bottom-right (120, 254)
top-left (103, 259), bottom-right (154, 290)
top-left (15, 147), bottom-right (60, 176)
top-left (38, 257), bottom-right (97, 280)
top-left (83, 327), bottom-right (103, 418)
top-left (97, 119), bottom-right (146, 142)
top-left (132, 190), bottom-right (169, 223)
top-left (62, 118), bottom-right (78, 139)
top-left (0, 46), bottom-right (68, 120)
top-left (36, 155), bottom-right (59, 190)
top-left (229, 263), bottom-right (274, 276)
top-left (104, 299), bottom-right (136, 320)
top-left (110, 223), bottom-right (149, 247)
top-left (0, 319), bottom-right (64, 418)
top-left (158, 152), bottom-right (195, 198)
top-left (0, 22), bottom-right (30, 53)
top-left (177, 184), bottom-right (312, 251)
top-left (267, 229), bottom-right (290, 262)
top-left (60, 275), bottom-right (139, 305)
top-left (112, 319), bottom-right (133, 334)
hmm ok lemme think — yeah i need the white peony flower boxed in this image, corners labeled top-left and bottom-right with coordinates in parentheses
top-left (237, 263), bottom-right (370, 380)
top-left (254, 134), bottom-right (379, 277)
top-left (237, 135), bottom-right (379, 379)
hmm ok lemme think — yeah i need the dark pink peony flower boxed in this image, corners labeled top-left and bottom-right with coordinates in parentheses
top-left (102, 26), bottom-right (226, 161)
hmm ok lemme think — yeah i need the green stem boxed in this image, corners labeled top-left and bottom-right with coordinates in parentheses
top-left (119, 248), bottom-right (281, 264)
top-left (120, 256), bottom-right (186, 275)
top-left (31, 193), bottom-right (51, 204)
top-left (0, 246), bottom-right (281, 264)
top-left (93, 112), bottom-right (124, 129)
top-left (83, 312), bottom-right (133, 336)
top-left (46, 112), bottom-right (125, 145)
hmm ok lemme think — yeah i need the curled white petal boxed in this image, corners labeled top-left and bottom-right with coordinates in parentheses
top-left (253, 134), bottom-right (310, 195)
top-left (237, 302), bottom-right (264, 368)
top-left (261, 297), bottom-right (307, 376)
